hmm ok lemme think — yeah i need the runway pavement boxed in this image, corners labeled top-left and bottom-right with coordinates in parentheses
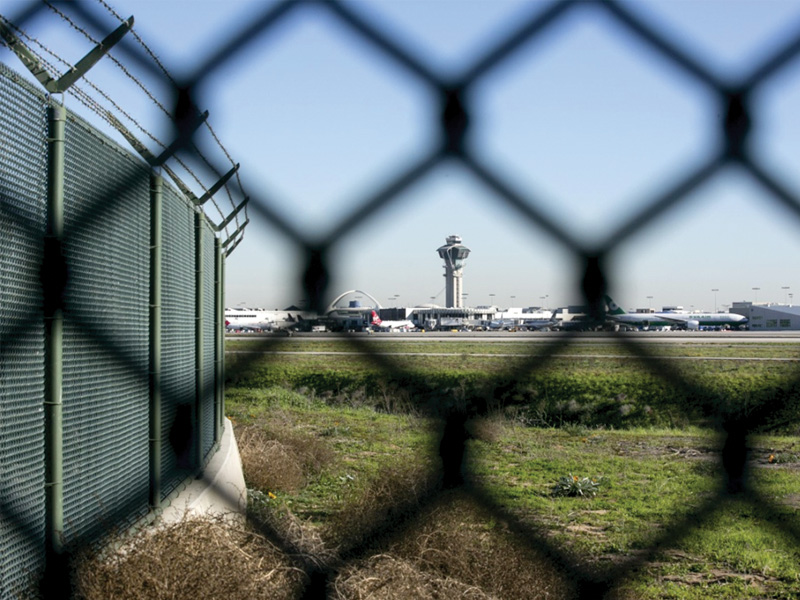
top-left (228, 331), bottom-right (800, 344)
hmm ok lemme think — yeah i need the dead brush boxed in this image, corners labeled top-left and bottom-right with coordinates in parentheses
top-left (333, 553), bottom-right (494, 599)
top-left (466, 414), bottom-right (509, 444)
top-left (73, 515), bottom-right (305, 600)
top-left (387, 493), bottom-right (572, 599)
top-left (322, 462), bottom-right (438, 549)
top-left (236, 421), bottom-right (334, 493)
top-left (248, 498), bottom-right (335, 569)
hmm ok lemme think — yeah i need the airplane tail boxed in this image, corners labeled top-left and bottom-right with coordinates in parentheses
top-left (604, 295), bottom-right (626, 315)
top-left (370, 310), bottom-right (382, 325)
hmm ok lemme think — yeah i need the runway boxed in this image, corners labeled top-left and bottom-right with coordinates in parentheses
top-left (228, 331), bottom-right (800, 344)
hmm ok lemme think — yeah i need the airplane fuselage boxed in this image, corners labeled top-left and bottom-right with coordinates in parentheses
top-left (611, 312), bottom-right (746, 329)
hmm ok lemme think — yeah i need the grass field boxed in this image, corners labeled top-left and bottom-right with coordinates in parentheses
top-left (76, 337), bottom-right (800, 599)
top-left (223, 337), bottom-right (800, 598)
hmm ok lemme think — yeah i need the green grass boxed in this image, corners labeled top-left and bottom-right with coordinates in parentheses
top-left (226, 339), bottom-right (800, 598)
top-left (226, 340), bottom-right (800, 432)
top-left (226, 337), bottom-right (800, 360)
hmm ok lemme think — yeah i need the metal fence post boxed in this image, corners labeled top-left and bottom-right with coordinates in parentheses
top-left (44, 103), bottom-right (65, 558)
top-left (195, 211), bottom-right (204, 471)
top-left (149, 174), bottom-right (163, 508)
top-left (215, 237), bottom-right (224, 439)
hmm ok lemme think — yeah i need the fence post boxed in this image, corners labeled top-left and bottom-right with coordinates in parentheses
top-left (215, 237), bottom-right (224, 439)
top-left (195, 211), bottom-right (205, 471)
top-left (149, 174), bottom-right (163, 508)
top-left (44, 103), bottom-right (65, 557)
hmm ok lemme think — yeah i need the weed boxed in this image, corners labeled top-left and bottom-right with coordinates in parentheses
top-left (552, 474), bottom-right (604, 498)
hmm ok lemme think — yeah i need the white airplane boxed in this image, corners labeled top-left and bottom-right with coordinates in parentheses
top-left (370, 310), bottom-right (415, 331)
top-left (604, 296), bottom-right (748, 330)
top-left (224, 308), bottom-right (274, 331)
top-left (225, 308), bottom-right (310, 332)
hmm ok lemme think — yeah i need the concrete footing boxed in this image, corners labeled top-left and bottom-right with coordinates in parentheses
top-left (160, 418), bottom-right (247, 524)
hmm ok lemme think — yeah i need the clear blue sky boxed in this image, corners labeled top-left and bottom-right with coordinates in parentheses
top-left (5, 0), bottom-right (800, 312)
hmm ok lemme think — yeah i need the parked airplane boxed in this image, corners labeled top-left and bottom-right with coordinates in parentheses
top-left (225, 308), bottom-right (310, 333)
top-left (224, 308), bottom-right (274, 331)
top-left (370, 310), bottom-right (415, 331)
top-left (604, 296), bottom-right (748, 330)
top-left (487, 318), bottom-right (519, 330)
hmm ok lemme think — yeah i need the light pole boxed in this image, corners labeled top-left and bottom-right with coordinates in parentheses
top-left (752, 287), bottom-right (760, 303)
top-left (489, 293), bottom-right (496, 307)
top-left (782, 286), bottom-right (790, 305)
top-left (647, 295), bottom-right (653, 310)
top-left (711, 289), bottom-right (718, 312)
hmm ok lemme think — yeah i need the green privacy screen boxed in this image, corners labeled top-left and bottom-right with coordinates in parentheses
top-left (0, 61), bottom-right (226, 598)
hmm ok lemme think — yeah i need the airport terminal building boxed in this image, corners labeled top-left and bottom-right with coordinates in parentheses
top-left (731, 302), bottom-right (800, 331)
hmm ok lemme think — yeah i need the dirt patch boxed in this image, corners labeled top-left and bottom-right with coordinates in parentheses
top-left (658, 569), bottom-right (771, 592)
top-left (566, 523), bottom-right (606, 536)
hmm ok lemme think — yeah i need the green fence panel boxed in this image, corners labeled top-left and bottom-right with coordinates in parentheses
top-left (0, 63), bottom-right (47, 600)
top-left (0, 58), bottom-right (227, 595)
top-left (160, 183), bottom-right (197, 500)
top-left (60, 111), bottom-right (151, 545)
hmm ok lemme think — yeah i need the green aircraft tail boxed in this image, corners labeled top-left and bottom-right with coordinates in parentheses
top-left (604, 295), bottom-right (626, 315)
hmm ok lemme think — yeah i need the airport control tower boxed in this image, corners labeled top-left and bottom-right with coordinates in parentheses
top-left (437, 235), bottom-right (471, 308)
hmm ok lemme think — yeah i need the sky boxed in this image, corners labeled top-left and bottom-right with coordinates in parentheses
top-left (4, 0), bottom-right (800, 312)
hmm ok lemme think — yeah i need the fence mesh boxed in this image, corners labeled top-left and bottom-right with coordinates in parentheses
top-left (0, 62), bottom-right (47, 598)
top-left (3, 1), bottom-right (800, 599)
top-left (159, 183), bottom-right (198, 502)
top-left (61, 109), bottom-right (152, 546)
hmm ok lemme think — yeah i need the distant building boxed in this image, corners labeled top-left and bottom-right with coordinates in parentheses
top-left (731, 302), bottom-right (800, 330)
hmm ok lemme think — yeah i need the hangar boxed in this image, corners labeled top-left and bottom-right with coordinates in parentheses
top-left (731, 302), bottom-right (800, 331)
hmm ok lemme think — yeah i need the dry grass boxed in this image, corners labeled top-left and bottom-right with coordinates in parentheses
top-left (237, 419), bottom-right (335, 493)
top-left (333, 554), bottom-right (494, 599)
top-left (72, 425), bottom-right (569, 599)
top-left (383, 493), bottom-right (572, 599)
top-left (74, 516), bottom-right (305, 600)
top-left (323, 462), bottom-right (437, 549)
top-left (322, 465), bottom-right (570, 598)
top-left (329, 492), bottom-right (571, 599)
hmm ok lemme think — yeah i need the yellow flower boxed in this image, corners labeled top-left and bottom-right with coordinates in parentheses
top-left (573, 475), bottom-right (579, 482)
top-left (268, 491), bottom-right (277, 499)
top-left (768, 454), bottom-right (775, 463)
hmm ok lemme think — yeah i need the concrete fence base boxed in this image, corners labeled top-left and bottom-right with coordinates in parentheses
top-left (160, 418), bottom-right (247, 524)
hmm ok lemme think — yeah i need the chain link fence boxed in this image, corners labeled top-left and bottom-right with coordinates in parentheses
top-left (3, 1), bottom-right (800, 598)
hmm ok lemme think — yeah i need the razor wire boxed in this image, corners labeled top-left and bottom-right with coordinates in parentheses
top-left (2, 0), bottom-right (800, 599)
top-left (0, 5), bottom-right (248, 242)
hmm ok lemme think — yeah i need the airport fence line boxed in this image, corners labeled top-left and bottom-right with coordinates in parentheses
top-left (3, 1), bottom-right (800, 599)
top-left (0, 58), bottom-right (229, 598)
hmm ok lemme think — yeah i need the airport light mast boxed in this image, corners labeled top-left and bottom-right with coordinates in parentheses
top-left (437, 235), bottom-right (471, 308)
